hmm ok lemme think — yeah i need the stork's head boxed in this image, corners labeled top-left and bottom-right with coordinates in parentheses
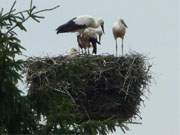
top-left (97, 19), bottom-right (104, 33)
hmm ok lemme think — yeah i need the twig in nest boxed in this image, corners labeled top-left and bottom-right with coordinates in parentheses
top-left (120, 57), bottom-right (137, 94)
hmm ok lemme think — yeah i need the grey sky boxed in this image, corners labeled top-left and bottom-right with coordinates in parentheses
top-left (1, 0), bottom-right (179, 134)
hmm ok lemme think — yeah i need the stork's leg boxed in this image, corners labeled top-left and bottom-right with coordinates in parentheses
top-left (82, 48), bottom-right (85, 55)
top-left (115, 39), bottom-right (118, 57)
top-left (85, 48), bottom-right (87, 54)
top-left (122, 38), bottom-right (124, 56)
top-left (88, 48), bottom-right (90, 54)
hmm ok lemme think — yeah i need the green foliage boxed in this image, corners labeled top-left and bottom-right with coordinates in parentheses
top-left (0, 1), bottom-right (59, 134)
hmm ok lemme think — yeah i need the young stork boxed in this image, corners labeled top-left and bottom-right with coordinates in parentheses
top-left (68, 48), bottom-right (79, 57)
top-left (77, 34), bottom-right (92, 54)
top-left (56, 15), bottom-right (104, 34)
top-left (112, 18), bottom-right (128, 56)
top-left (77, 28), bottom-right (103, 54)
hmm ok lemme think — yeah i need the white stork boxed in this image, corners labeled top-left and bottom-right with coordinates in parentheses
top-left (56, 15), bottom-right (104, 34)
top-left (77, 28), bottom-right (103, 54)
top-left (112, 18), bottom-right (128, 56)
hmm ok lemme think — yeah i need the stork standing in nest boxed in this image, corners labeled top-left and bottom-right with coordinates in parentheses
top-left (77, 28), bottom-right (103, 54)
top-left (112, 18), bottom-right (128, 56)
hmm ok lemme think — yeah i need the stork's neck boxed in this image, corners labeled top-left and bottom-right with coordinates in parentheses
top-left (94, 20), bottom-right (100, 28)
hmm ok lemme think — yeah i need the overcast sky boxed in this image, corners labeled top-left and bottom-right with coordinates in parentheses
top-left (1, 0), bottom-right (179, 134)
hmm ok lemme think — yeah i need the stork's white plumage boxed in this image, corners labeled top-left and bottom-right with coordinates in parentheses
top-left (112, 18), bottom-right (128, 56)
top-left (56, 15), bottom-right (104, 34)
top-left (77, 28), bottom-right (103, 54)
top-left (83, 28), bottom-right (103, 43)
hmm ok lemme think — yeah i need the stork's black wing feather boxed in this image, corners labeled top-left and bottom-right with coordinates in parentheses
top-left (56, 17), bottom-right (87, 34)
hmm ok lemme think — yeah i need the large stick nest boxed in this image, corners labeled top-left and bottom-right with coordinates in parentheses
top-left (25, 53), bottom-right (151, 133)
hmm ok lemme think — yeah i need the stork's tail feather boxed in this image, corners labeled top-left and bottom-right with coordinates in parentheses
top-left (89, 37), bottom-right (100, 54)
top-left (89, 37), bottom-right (100, 45)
